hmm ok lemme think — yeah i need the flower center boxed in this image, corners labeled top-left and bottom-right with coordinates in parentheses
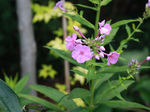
top-left (79, 51), bottom-right (84, 55)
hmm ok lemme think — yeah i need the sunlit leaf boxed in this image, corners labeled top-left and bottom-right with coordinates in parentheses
top-left (62, 13), bottom-right (95, 29)
top-left (68, 88), bottom-right (92, 99)
top-left (111, 19), bottom-right (139, 28)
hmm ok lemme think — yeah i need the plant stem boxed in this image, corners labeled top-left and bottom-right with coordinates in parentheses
top-left (94, 0), bottom-right (102, 38)
top-left (89, 1), bottom-right (102, 111)
top-left (117, 17), bottom-right (145, 52)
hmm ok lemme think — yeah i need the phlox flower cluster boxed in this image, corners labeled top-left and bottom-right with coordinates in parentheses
top-left (128, 56), bottom-right (150, 76)
top-left (54, 1), bottom-right (120, 65)
top-left (65, 21), bottom-right (120, 65)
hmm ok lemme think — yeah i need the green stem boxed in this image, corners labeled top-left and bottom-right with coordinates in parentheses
top-left (128, 18), bottom-right (144, 39)
top-left (94, 0), bottom-right (102, 37)
top-left (117, 17), bottom-right (145, 52)
top-left (89, 79), bottom-right (94, 112)
top-left (89, 1), bottom-right (102, 111)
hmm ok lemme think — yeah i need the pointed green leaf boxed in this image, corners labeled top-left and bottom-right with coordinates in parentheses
top-left (101, 0), bottom-right (112, 6)
top-left (44, 46), bottom-right (86, 68)
top-left (132, 23), bottom-right (136, 30)
top-left (91, 62), bottom-right (108, 68)
top-left (0, 79), bottom-right (22, 112)
top-left (103, 27), bottom-right (119, 46)
top-left (95, 80), bottom-right (134, 103)
top-left (100, 100), bottom-right (150, 111)
top-left (130, 38), bottom-right (139, 42)
top-left (112, 90), bottom-right (125, 101)
top-left (111, 19), bottom-right (139, 28)
top-left (96, 66), bottom-right (128, 74)
top-left (135, 29), bottom-right (143, 32)
top-left (19, 94), bottom-right (64, 112)
top-left (86, 66), bottom-right (95, 83)
top-left (89, 0), bottom-right (99, 4)
top-left (62, 13), bottom-right (95, 29)
top-left (68, 88), bottom-right (92, 100)
top-left (75, 4), bottom-right (98, 11)
top-left (68, 107), bottom-right (87, 112)
top-left (71, 69), bottom-right (86, 77)
top-left (95, 73), bottom-right (114, 90)
top-left (125, 24), bottom-right (131, 36)
top-left (29, 85), bottom-right (78, 110)
top-left (14, 73), bottom-right (30, 94)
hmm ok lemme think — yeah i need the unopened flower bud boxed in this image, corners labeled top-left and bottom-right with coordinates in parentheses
top-left (146, 56), bottom-right (150, 61)
top-left (99, 52), bottom-right (104, 57)
top-left (73, 26), bottom-right (79, 31)
top-left (100, 46), bottom-right (105, 51)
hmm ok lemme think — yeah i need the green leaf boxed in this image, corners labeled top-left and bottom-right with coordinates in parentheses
top-left (101, 0), bottom-right (112, 6)
top-left (95, 80), bottom-right (134, 103)
top-left (75, 4), bottom-right (98, 11)
top-left (71, 69), bottom-right (86, 77)
top-left (44, 46), bottom-right (86, 68)
top-left (112, 90), bottom-right (125, 101)
top-left (108, 80), bottom-right (125, 101)
top-left (89, 0), bottom-right (99, 4)
top-left (125, 24), bottom-right (131, 36)
top-left (130, 38), bottom-right (139, 42)
top-left (135, 29), bottom-right (143, 32)
top-left (111, 19), bottom-right (139, 28)
top-left (86, 66), bottom-right (95, 83)
top-left (91, 62), bottom-right (108, 68)
top-left (68, 107), bottom-right (88, 112)
top-left (96, 66), bottom-right (128, 74)
top-left (140, 66), bottom-right (150, 69)
top-left (109, 44), bottom-right (115, 52)
top-left (14, 73), bottom-right (30, 94)
top-left (94, 73), bottom-right (114, 90)
top-left (103, 27), bottom-right (119, 46)
top-left (132, 23), bottom-right (136, 30)
top-left (19, 94), bottom-right (64, 112)
top-left (68, 88), bottom-right (92, 100)
top-left (29, 85), bottom-right (78, 110)
top-left (62, 13), bottom-right (95, 29)
top-left (100, 100), bottom-right (150, 111)
top-left (0, 79), bottom-right (22, 112)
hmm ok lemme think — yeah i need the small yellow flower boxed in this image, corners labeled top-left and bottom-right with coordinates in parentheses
top-left (38, 64), bottom-right (57, 79)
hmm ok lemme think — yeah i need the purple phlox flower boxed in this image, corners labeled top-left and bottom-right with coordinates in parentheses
top-left (53, 1), bottom-right (67, 11)
top-left (72, 44), bottom-right (93, 63)
top-left (128, 61), bottom-right (132, 67)
top-left (128, 58), bottom-right (140, 70)
top-left (99, 20), bottom-right (112, 35)
top-left (146, 0), bottom-right (150, 7)
top-left (107, 51), bottom-right (120, 65)
top-left (65, 33), bottom-right (82, 51)
top-left (73, 26), bottom-right (87, 40)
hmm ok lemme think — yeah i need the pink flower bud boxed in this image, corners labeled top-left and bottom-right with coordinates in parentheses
top-left (73, 26), bottom-right (79, 31)
top-left (100, 46), bottom-right (105, 51)
top-left (146, 56), bottom-right (150, 61)
top-left (99, 52), bottom-right (104, 57)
